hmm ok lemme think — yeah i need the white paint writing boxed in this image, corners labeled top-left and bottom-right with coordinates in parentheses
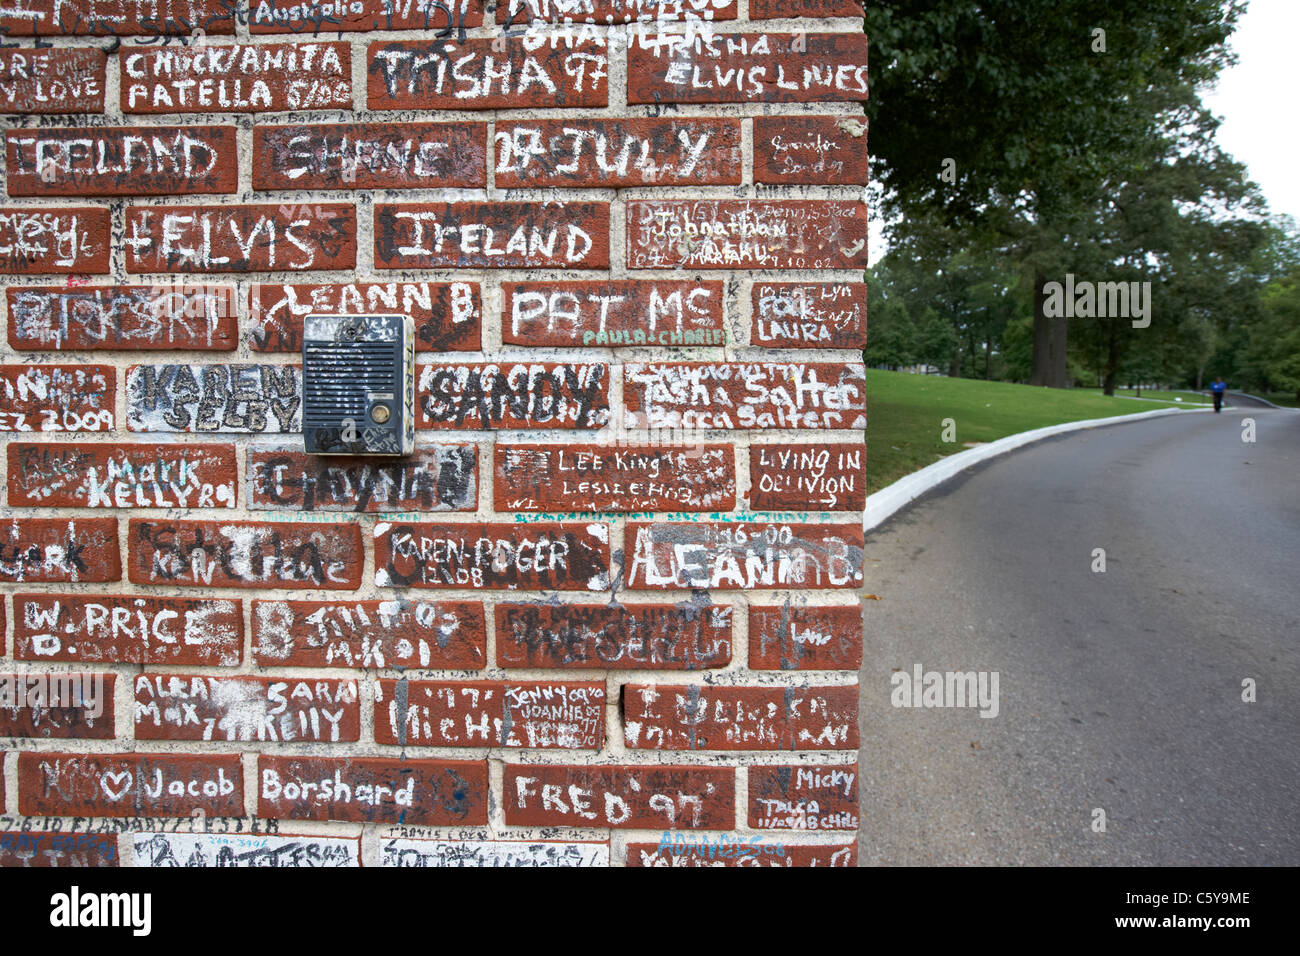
top-left (124, 44), bottom-right (350, 110)
top-left (0, 210), bottom-right (99, 269)
top-left (627, 523), bottom-right (863, 589)
top-left (625, 362), bottom-right (866, 430)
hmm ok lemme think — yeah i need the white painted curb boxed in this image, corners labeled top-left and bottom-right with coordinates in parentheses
top-left (863, 406), bottom-right (1214, 533)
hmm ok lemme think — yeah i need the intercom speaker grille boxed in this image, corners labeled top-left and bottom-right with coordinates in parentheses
top-left (303, 341), bottom-right (396, 428)
top-left (301, 313), bottom-right (414, 456)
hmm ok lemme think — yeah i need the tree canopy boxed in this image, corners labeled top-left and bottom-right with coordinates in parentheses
top-left (862, 0), bottom-right (1299, 397)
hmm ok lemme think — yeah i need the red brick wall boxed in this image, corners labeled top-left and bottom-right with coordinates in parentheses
top-left (0, 0), bottom-right (865, 868)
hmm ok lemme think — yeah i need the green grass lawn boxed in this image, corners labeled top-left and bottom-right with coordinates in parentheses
top-left (865, 370), bottom-right (1199, 494)
top-left (1258, 391), bottom-right (1299, 408)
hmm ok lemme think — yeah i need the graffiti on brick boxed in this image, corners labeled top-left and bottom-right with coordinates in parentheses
top-left (127, 364), bottom-right (301, 433)
top-left (417, 362), bottom-right (609, 429)
top-left (7, 285), bottom-right (237, 351)
top-left (495, 603), bottom-right (732, 670)
top-left (132, 832), bottom-right (359, 867)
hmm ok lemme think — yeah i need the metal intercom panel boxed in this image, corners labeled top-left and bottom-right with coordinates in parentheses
top-left (302, 313), bottom-right (415, 455)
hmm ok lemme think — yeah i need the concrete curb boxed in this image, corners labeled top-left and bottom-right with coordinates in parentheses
top-left (863, 406), bottom-right (1214, 533)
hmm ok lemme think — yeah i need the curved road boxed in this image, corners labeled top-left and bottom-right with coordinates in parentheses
top-left (858, 406), bottom-right (1300, 865)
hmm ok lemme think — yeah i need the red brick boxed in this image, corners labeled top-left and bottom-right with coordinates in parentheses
top-left (253, 121), bottom-right (485, 190)
top-left (248, 446), bottom-right (476, 513)
top-left (19, 752), bottom-right (243, 818)
top-left (494, 118), bottom-right (740, 187)
top-left (624, 361), bottom-right (866, 430)
top-left (128, 518), bottom-right (363, 590)
top-left (13, 594), bottom-right (243, 666)
top-left (0, 364), bottom-right (115, 432)
top-left (751, 0), bottom-right (862, 16)
top-left (135, 674), bottom-right (360, 743)
top-left (749, 442), bottom-right (865, 512)
top-left (124, 203), bottom-right (356, 273)
top-left (628, 32), bottom-right (868, 104)
top-left (623, 683), bottom-right (859, 750)
top-left (501, 279), bottom-right (724, 348)
top-left (0, 48), bottom-right (106, 114)
top-left (7, 126), bottom-right (238, 197)
top-left (495, 443), bottom-right (735, 512)
top-left (495, 603), bottom-right (732, 670)
top-left (752, 281), bottom-right (867, 349)
top-left (258, 756), bottom-right (487, 825)
top-left (0, 207), bottom-right (110, 274)
top-left (252, 599), bottom-right (486, 670)
top-left (0, 832), bottom-right (119, 867)
top-left (626, 842), bottom-right (856, 867)
top-left (626, 199), bottom-right (867, 269)
top-left (753, 115), bottom-right (868, 186)
top-left (417, 362), bottom-right (609, 430)
top-left (376, 201), bottom-right (608, 270)
top-left (8, 442), bottom-right (238, 509)
top-left (374, 679), bottom-right (605, 749)
top-left (505, 764), bottom-right (734, 829)
top-left (122, 42), bottom-right (350, 113)
top-left (0, 517), bottom-right (120, 584)
top-left (7, 284), bottom-right (238, 351)
top-left (250, 280), bottom-right (480, 352)
top-left (749, 764), bottom-right (858, 830)
top-left (125, 364), bottom-right (301, 434)
top-left (375, 521), bottom-right (610, 591)
top-left (626, 521), bottom-right (864, 590)
top-left (0, 673), bottom-right (115, 739)
top-left (251, 0), bottom-right (485, 32)
top-left (749, 604), bottom-right (863, 670)
top-left (1, 1), bottom-right (237, 36)
top-left (368, 37), bottom-right (608, 111)
top-left (495, 0), bottom-right (738, 23)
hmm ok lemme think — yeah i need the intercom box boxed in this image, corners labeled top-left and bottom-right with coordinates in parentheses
top-left (302, 313), bottom-right (415, 456)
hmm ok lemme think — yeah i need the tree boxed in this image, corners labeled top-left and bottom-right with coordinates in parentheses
top-left (862, 0), bottom-right (1249, 386)
top-left (1061, 88), bottom-right (1269, 394)
top-left (1241, 269), bottom-right (1300, 403)
top-left (864, 290), bottom-right (917, 369)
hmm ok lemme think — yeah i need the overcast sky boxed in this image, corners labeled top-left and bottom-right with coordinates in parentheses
top-left (1201, 0), bottom-right (1300, 223)
top-left (869, 0), bottom-right (1299, 265)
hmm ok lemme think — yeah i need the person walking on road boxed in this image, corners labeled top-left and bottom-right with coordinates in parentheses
top-left (1210, 377), bottom-right (1227, 413)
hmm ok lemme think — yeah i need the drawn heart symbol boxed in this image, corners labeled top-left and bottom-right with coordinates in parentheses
top-left (99, 769), bottom-right (132, 801)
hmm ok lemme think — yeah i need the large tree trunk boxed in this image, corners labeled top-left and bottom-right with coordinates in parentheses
top-left (1102, 320), bottom-right (1120, 396)
top-left (1030, 271), bottom-right (1069, 387)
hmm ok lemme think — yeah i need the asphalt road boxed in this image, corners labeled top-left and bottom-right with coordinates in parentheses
top-left (858, 406), bottom-right (1300, 865)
